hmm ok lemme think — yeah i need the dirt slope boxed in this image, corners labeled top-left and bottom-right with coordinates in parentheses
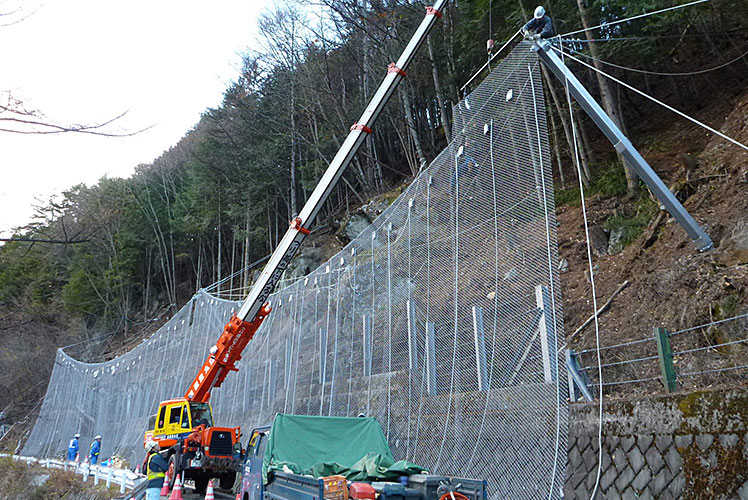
top-left (558, 90), bottom-right (748, 396)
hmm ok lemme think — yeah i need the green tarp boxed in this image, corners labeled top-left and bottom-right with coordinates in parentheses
top-left (262, 414), bottom-right (427, 484)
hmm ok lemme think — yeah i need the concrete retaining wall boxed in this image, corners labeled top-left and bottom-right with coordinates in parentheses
top-left (564, 387), bottom-right (748, 499)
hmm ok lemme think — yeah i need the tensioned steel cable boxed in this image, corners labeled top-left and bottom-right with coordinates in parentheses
top-left (560, 45), bottom-right (605, 499)
top-left (563, 44), bottom-right (748, 77)
top-left (561, 0), bottom-right (710, 37)
top-left (529, 62), bottom-right (563, 500)
top-left (553, 46), bottom-right (748, 153)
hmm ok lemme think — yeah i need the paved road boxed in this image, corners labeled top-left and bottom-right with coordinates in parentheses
top-left (160, 488), bottom-right (235, 499)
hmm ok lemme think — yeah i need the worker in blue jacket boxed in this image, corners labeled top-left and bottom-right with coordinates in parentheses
top-left (67, 433), bottom-right (80, 461)
top-left (522, 6), bottom-right (555, 39)
top-left (89, 435), bottom-right (102, 464)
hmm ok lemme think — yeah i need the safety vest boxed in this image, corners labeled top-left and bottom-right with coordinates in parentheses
top-left (147, 454), bottom-right (166, 481)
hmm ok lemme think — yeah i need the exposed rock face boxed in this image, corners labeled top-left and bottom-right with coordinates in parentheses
top-left (589, 225), bottom-right (609, 257)
top-left (607, 226), bottom-right (625, 255)
top-left (335, 212), bottom-right (372, 245)
top-left (282, 247), bottom-right (328, 282)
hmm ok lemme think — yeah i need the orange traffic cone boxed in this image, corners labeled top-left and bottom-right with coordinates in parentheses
top-left (236, 493), bottom-right (241, 500)
top-left (168, 473), bottom-right (184, 500)
top-left (205, 479), bottom-right (215, 500)
top-left (160, 468), bottom-right (171, 497)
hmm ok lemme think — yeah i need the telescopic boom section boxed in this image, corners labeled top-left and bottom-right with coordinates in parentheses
top-left (184, 0), bottom-right (448, 403)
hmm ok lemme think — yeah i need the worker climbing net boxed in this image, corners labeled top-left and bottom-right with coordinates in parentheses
top-left (25, 43), bottom-right (567, 499)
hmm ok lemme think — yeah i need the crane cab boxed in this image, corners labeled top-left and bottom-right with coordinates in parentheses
top-left (144, 398), bottom-right (216, 449)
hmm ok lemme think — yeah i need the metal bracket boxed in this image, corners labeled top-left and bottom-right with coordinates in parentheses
top-left (290, 217), bottom-right (311, 235)
top-left (566, 350), bottom-right (593, 402)
top-left (387, 63), bottom-right (407, 77)
top-left (350, 123), bottom-right (373, 134)
top-left (426, 6), bottom-right (442, 17)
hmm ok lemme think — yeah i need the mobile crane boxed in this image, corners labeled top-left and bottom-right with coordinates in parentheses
top-left (143, 0), bottom-right (448, 493)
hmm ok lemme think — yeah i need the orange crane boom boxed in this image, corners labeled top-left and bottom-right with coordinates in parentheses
top-left (185, 304), bottom-right (272, 402)
top-left (181, 0), bottom-right (447, 404)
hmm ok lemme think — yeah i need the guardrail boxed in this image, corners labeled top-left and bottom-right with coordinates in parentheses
top-left (0, 453), bottom-right (144, 494)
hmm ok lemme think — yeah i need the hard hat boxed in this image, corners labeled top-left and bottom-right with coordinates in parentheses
top-left (534, 6), bottom-right (545, 19)
top-left (95, 435), bottom-right (102, 440)
top-left (145, 440), bottom-right (160, 452)
top-left (75, 433), bottom-right (80, 438)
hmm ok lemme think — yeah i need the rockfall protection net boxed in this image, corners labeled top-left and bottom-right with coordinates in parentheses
top-left (24, 43), bottom-right (567, 499)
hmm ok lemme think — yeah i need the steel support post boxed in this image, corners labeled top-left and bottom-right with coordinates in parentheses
top-left (472, 307), bottom-right (489, 391)
top-left (533, 40), bottom-right (712, 251)
top-left (268, 360), bottom-right (276, 403)
top-left (362, 316), bottom-right (372, 377)
top-left (536, 285), bottom-right (557, 383)
top-left (406, 300), bottom-right (419, 371)
top-left (284, 336), bottom-right (292, 389)
top-left (425, 322), bottom-right (437, 396)
top-left (319, 328), bottom-right (327, 384)
top-left (565, 350), bottom-right (593, 402)
top-left (654, 327), bottom-right (677, 393)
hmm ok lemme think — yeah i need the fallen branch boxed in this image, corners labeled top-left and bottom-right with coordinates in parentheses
top-left (641, 211), bottom-right (667, 249)
top-left (567, 280), bottom-right (630, 343)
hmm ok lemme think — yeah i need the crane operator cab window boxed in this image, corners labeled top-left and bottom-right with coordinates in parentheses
top-left (157, 406), bottom-right (167, 429)
top-left (181, 405), bottom-right (191, 429)
top-left (169, 406), bottom-right (182, 425)
top-left (189, 402), bottom-right (213, 428)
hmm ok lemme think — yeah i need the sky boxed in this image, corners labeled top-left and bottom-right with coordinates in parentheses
top-left (0, 0), bottom-right (265, 238)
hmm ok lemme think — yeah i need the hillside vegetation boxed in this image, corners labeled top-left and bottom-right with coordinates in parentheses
top-left (1, 0), bottom-right (747, 446)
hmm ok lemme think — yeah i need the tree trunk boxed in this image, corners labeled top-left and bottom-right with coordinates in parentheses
top-left (542, 67), bottom-right (589, 187)
top-left (427, 34), bottom-right (452, 141)
top-left (244, 204), bottom-right (251, 291)
top-left (575, 0), bottom-right (638, 195)
top-left (400, 84), bottom-right (427, 175)
top-left (217, 202), bottom-right (222, 294)
top-left (548, 101), bottom-right (566, 188)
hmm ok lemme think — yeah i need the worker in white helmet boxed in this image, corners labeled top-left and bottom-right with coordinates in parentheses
top-left (144, 440), bottom-right (169, 500)
top-left (89, 435), bottom-right (102, 464)
top-left (67, 433), bottom-right (80, 461)
top-left (522, 6), bottom-right (555, 39)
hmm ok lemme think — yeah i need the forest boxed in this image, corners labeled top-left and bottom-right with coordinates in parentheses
top-left (1, 0), bottom-right (747, 424)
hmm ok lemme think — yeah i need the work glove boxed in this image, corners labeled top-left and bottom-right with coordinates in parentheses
top-left (521, 28), bottom-right (529, 38)
top-left (532, 33), bottom-right (541, 41)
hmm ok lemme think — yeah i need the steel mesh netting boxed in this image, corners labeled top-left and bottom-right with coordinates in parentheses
top-left (24, 42), bottom-right (567, 499)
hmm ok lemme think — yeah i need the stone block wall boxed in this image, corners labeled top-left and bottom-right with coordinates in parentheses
top-left (564, 388), bottom-right (748, 499)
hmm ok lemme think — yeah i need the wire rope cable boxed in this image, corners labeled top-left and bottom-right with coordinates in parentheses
top-left (560, 46), bottom-right (605, 499)
top-left (553, 46), bottom-right (748, 153)
top-left (529, 62), bottom-right (563, 499)
top-left (562, 44), bottom-right (748, 76)
top-left (670, 311), bottom-right (748, 336)
top-left (561, 0), bottom-right (710, 37)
